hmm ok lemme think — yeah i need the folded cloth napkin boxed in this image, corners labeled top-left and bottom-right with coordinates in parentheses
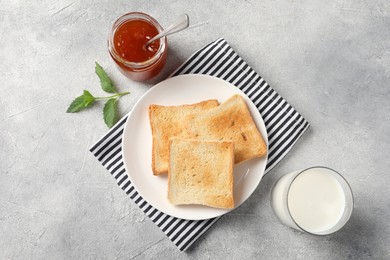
top-left (89, 38), bottom-right (310, 251)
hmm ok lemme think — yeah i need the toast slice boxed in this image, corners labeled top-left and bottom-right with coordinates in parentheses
top-left (184, 94), bottom-right (267, 164)
top-left (149, 99), bottom-right (219, 175)
top-left (168, 138), bottom-right (234, 209)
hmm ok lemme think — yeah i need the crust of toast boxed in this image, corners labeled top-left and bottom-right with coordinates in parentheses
top-left (168, 138), bottom-right (234, 209)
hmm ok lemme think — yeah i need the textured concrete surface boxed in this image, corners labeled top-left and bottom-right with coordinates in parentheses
top-left (1, 0), bottom-right (389, 259)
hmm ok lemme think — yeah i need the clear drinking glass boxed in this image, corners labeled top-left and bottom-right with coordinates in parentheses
top-left (271, 166), bottom-right (354, 235)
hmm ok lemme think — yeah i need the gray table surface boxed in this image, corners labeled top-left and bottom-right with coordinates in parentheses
top-left (1, 0), bottom-right (389, 259)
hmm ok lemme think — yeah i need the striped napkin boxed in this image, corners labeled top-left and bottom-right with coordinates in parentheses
top-left (89, 38), bottom-right (310, 251)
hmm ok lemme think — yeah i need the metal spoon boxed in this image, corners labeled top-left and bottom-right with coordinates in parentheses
top-left (144, 14), bottom-right (189, 49)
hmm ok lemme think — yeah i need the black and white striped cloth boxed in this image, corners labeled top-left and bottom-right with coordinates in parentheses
top-left (89, 38), bottom-right (310, 251)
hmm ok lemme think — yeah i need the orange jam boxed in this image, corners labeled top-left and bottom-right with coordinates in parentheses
top-left (108, 13), bottom-right (167, 81)
top-left (113, 20), bottom-right (160, 62)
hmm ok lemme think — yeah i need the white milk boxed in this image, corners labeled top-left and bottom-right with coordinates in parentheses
top-left (287, 169), bottom-right (345, 233)
top-left (271, 167), bottom-right (350, 234)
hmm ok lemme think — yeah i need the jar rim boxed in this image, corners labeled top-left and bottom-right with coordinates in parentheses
top-left (107, 12), bottom-right (166, 69)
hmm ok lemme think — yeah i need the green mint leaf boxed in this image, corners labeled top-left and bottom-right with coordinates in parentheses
top-left (103, 98), bottom-right (118, 128)
top-left (83, 90), bottom-right (95, 105)
top-left (66, 90), bottom-right (96, 113)
top-left (95, 62), bottom-right (117, 93)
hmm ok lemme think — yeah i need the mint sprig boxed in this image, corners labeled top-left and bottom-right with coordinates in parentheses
top-left (67, 62), bottom-right (130, 128)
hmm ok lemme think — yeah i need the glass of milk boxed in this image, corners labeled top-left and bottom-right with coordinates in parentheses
top-left (271, 166), bottom-right (353, 235)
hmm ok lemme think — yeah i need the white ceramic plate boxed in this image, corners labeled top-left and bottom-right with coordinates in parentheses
top-left (122, 74), bottom-right (268, 220)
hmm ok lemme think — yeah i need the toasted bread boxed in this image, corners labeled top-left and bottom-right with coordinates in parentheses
top-left (184, 94), bottom-right (267, 164)
top-left (149, 99), bottom-right (219, 175)
top-left (168, 138), bottom-right (234, 209)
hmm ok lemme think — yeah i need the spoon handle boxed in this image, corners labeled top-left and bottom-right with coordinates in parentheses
top-left (144, 14), bottom-right (189, 47)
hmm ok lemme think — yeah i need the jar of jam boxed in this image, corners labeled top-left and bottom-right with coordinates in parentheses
top-left (108, 12), bottom-right (168, 81)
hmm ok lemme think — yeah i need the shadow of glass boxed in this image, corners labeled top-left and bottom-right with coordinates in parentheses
top-left (326, 209), bottom-right (375, 259)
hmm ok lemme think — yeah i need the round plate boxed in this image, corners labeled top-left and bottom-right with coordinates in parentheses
top-left (122, 74), bottom-right (268, 220)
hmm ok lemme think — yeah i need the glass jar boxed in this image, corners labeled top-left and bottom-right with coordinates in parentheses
top-left (108, 12), bottom-right (168, 81)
